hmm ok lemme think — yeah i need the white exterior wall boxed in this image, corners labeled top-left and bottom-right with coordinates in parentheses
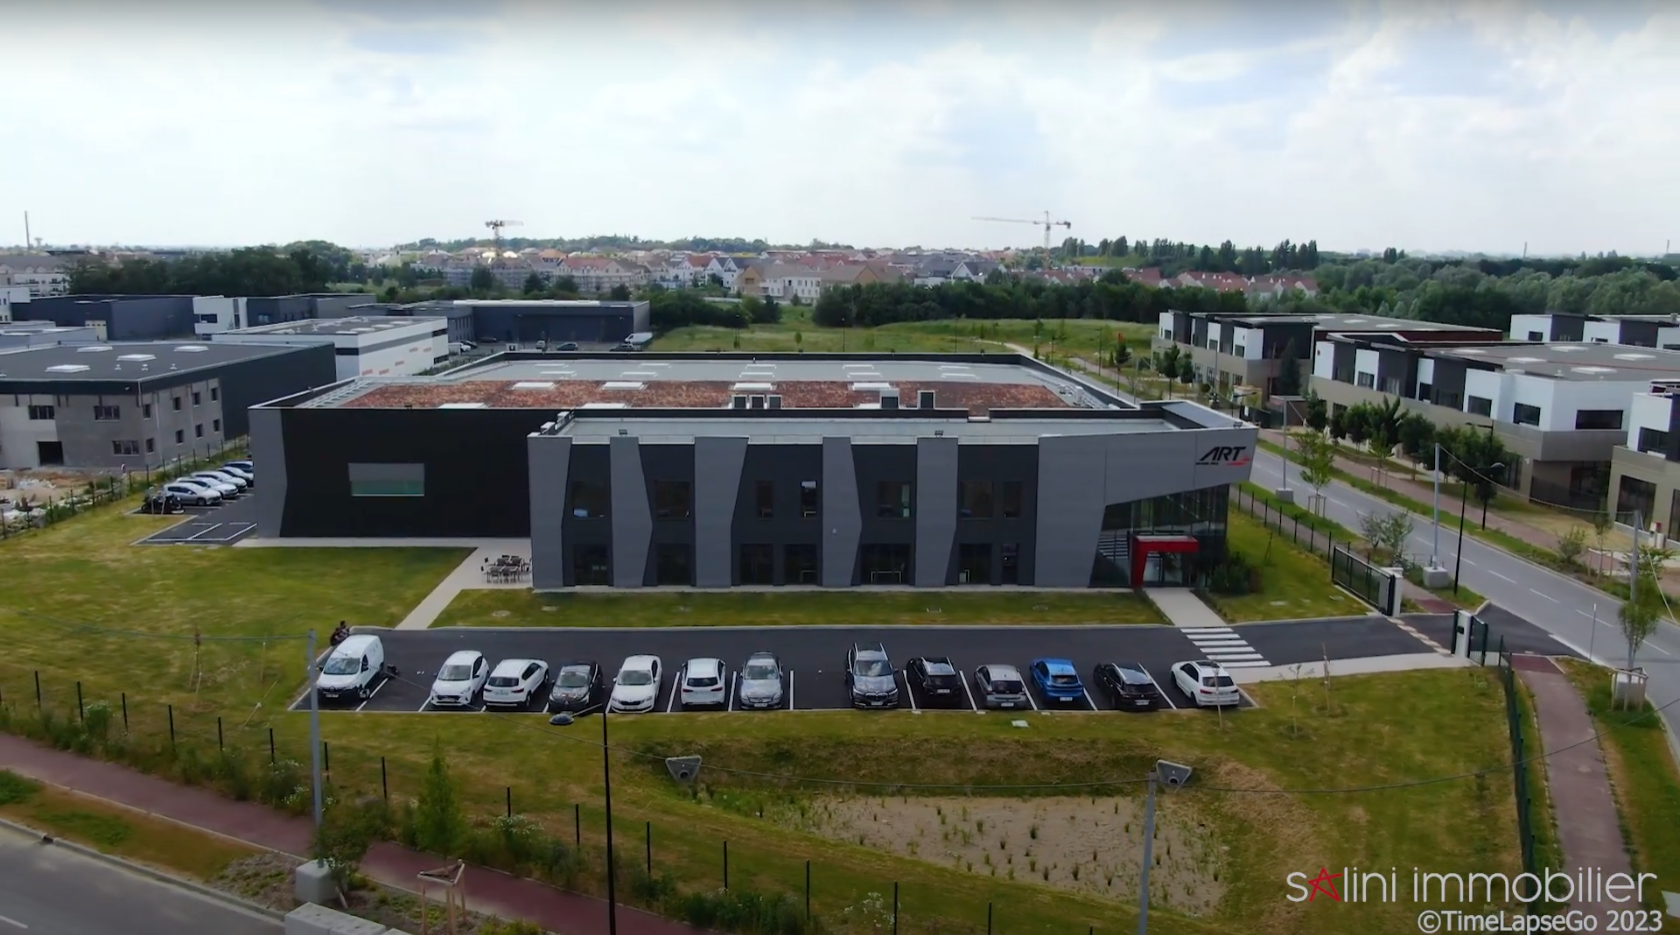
top-left (1313, 340), bottom-right (1335, 379)
top-left (1509, 314), bottom-right (1552, 341)
top-left (1628, 393), bottom-right (1672, 447)
top-left (347, 323), bottom-right (447, 379)
top-left (1506, 374), bottom-right (1558, 428)
top-left (1463, 369), bottom-right (1505, 416)
top-left (192, 296), bottom-right (247, 337)
top-left (1657, 326), bottom-right (1680, 351)
top-left (1205, 322), bottom-right (1221, 350)
top-left (1158, 312), bottom-right (1174, 341)
top-left (1353, 348), bottom-right (1380, 387)
top-left (1544, 378), bottom-right (1646, 432)
top-left (1415, 358), bottom-right (1436, 396)
top-left (1582, 320), bottom-right (1621, 344)
top-left (0, 394), bottom-right (62, 469)
top-left (0, 285), bottom-right (29, 322)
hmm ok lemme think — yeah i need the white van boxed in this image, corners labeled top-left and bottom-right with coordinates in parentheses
top-left (316, 634), bottom-right (392, 703)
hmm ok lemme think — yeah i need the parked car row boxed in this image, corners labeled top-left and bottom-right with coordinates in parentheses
top-left (158, 460), bottom-right (255, 507)
top-left (857, 643), bottom-right (1240, 710)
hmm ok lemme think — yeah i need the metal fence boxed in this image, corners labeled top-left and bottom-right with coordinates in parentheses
top-left (1230, 485), bottom-right (1341, 560)
top-left (1330, 545), bottom-right (1388, 612)
top-left (1, 436), bottom-right (246, 540)
top-left (1491, 636), bottom-right (1540, 903)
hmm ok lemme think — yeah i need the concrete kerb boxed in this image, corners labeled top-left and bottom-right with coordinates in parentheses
top-left (0, 813), bottom-right (288, 922)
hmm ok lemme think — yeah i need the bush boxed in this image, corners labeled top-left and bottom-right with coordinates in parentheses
top-left (668, 887), bottom-right (811, 935)
top-left (1555, 528), bottom-right (1588, 567)
top-left (0, 770), bottom-right (40, 806)
top-left (1205, 552), bottom-right (1256, 595)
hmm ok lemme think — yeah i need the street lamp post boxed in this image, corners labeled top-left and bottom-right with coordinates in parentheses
top-left (551, 703), bottom-right (616, 935)
top-left (1454, 461), bottom-right (1505, 596)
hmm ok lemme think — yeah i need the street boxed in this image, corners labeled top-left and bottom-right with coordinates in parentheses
top-left (0, 824), bottom-right (282, 935)
top-left (1249, 447), bottom-right (1680, 735)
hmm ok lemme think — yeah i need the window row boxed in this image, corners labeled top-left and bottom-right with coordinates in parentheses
top-left (568, 478), bottom-right (1029, 521)
top-left (23, 389), bottom-right (220, 423)
top-left (106, 420), bottom-right (221, 458)
top-left (570, 541), bottom-right (1022, 586)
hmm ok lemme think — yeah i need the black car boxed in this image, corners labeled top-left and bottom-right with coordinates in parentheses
top-left (556, 341), bottom-right (580, 351)
top-left (845, 642), bottom-right (900, 709)
top-left (547, 660), bottom-right (605, 713)
top-left (906, 656), bottom-right (965, 706)
top-left (140, 491), bottom-right (184, 515)
top-left (1093, 662), bottom-right (1165, 711)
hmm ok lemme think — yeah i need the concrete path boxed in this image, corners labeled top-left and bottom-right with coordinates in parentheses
top-left (0, 734), bottom-right (688, 935)
top-left (1511, 655), bottom-right (1634, 916)
top-left (1229, 652), bottom-right (1470, 685)
top-left (396, 539), bottom-right (533, 630)
top-left (1143, 589), bottom-right (1227, 628)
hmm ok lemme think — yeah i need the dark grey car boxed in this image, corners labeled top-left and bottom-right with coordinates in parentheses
top-left (846, 642), bottom-right (900, 709)
top-left (737, 651), bottom-right (785, 709)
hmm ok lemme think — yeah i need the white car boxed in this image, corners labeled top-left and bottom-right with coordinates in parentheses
top-left (193, 470), bottom-right (248, 492)
top-left (483, 658), bottom-right (550, 709)
top-left (1171, 660), bottom-right (1241, 707)
top-left (175, 476), bottom-right (235, 499)
top-left (679, 657), bottom-right (728, 709)
top-left (609, 655), bottom-right (662, 713)
top-left (218, 464), bottom-right (255, 484)
top-left (429, 650), bottom-right (489, 707)
top-left (163, 481), bottom-right (219, 506)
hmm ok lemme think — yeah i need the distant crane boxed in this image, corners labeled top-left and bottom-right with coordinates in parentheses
top-left (973, 211), bottom-right (1072, 255)
top-left (484, 219), bottom-right (524, 266)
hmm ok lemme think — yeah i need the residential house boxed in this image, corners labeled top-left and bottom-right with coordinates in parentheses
top-left (758, 264), bottom-right (824, 304)
top-left (561, 256), bottom-right (647, 294)
top-left (1249, 273), bottom-right (1319, 299)
top-left (1508, 312), bottom-right (1680, 349)
top-left (1608, 382), bottom-right (1680, 534)
top-left (1122, 267), bottom-right (1166, 288)
top-left (0, 255), bottom-right (71, 297)
top-left (950, 259), bottom-right (1001, 282)
top-left (706, 256), bottom-right (743, 290)
top-left (819, 264), bottom-right (905, 293)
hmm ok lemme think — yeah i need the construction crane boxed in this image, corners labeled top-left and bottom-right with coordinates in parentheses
top-left (973, 211), bottom-right (1072, 254)
top-left (484, 219), bottom-right (524, 266)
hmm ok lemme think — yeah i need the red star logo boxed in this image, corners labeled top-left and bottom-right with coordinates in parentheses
top-left (1307, 867), bottom-right (1343, 902)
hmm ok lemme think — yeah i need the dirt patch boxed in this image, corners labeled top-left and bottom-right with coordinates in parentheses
top-left (783, 795), bottom-right (1227, 916)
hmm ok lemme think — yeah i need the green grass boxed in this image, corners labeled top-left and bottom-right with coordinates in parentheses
top-left (1201, 511), bottom-right (1362, 621)
top-left (431, 589), bottom-right (1164, 628)
top-left (650, 309), bottom-right (1156, 359)
top-left (1557, 660), bottom-right (1680, 905)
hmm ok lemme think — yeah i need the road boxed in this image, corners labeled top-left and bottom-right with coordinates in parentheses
top-left (0, 824), bottom-right (281, 935)
top-left (1249, 447), bottom-right (1680, 735)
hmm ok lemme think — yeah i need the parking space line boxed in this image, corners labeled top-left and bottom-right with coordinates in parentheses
top-left (1024, 684), bottom-right (1039, 712)
top-left (183, 522), bottom-right (227, 541)
top-left (958, 668), bottom-right (979, 712)
top-left (665, 673), bottom-right (679, 713)
top-left (726, 671), bottom-right (735, 712)
top-left (356, 677), bottom-right (389, 712)
top-left (1144, 672), bottom-right (1177, 710)
top-left (416, 697), bottom-right (432, 713)
top-left (787, 670), bottom-right (795, 710)
top-left (1080, 687), bottom-right (1098, 711)
top-left (903, 673), bottom-right (919, 714)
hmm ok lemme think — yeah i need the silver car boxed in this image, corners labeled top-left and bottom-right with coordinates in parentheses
top-left (973, 664), bottom-right (1031, 710)
top-left (847, 642), bottom-right (900, 709)
top-left (737, 651), bottom-right (784, 710)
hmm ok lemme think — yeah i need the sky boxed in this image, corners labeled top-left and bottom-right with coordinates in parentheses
top-left (2, 0), bottom-right (1677, 256)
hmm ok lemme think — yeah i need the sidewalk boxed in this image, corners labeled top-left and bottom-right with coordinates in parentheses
top-left (0, 734), bottom-right (684, 935)
top-left (1143, 588), bottom-right (1225, 628)
top-left (397, 540), bottom-right (533, 630)
top-left (1510, 656), bottom-right (1633, 916)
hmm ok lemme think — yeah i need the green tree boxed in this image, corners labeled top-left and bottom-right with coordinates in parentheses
top-left (1591, 510), bottom-right (1615, 578)
top-left (312, 800), bottom-right (391, 891)
top-left (607, 284), bottom-right (632, 301)
top-left (1276, 339), bottom-right (1303, 396)
top-left (1397, 412), bottom-right (1436, 467)
top-left (1295, 430), bottom-right (1336, 514)
top-left (522, 272), bottom-right (545, 295)
top-left (1176, 357), bottom-right (1194, 389)
top-left (1111, 335), bottom-right (1130, 369)
top-left (469, 267), bottom-right (495, 293)
top-left (413, 744), bottom-right (468, 858)
top-left (1328, 408), bottom-right (1348, 444)
top-left (762, 295), bottom-right (780, 323)
top-left (1304, 392), bottom-right (1328, 433)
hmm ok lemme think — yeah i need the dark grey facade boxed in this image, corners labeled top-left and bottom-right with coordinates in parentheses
top-left (20, 295), bottom-right (195, 339)
top-left (465, 301), bottom-right (651, 346)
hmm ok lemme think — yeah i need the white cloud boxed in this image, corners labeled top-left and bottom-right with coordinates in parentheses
top-left (0, 1), bottom-right (1675, 255)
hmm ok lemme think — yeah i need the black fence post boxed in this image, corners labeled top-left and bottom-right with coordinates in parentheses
top-left (121, 693), bottom-right (129, 732)
top-left (167, 704), bottom-right (175, 750)
top-left (574, 804), bottom-right (581, 848)
top-left (892, 882), bottom-right (899, 935)
top-left (805, 860), bottom-right (811, 921)
top-left (505, 787), bottom-right (512, 817)
top-left (322, 741), bottom-right (330, 773)
top-left (645, 821), bottom-right (651, 875)
top-left (34, 670), bottom-right (41, 711)
top-left (723, 840), bottom-right (729, 890)
top-left (216, 716), bottom-right (224, 752)
top-left (269, 728), bottom-right (276, 763)
top-left (76, 681), bottom-right (84, 722)
top-left (987, 902), bottom-right (993, 935)
top-left (381, 757), bottom-right (388, 802)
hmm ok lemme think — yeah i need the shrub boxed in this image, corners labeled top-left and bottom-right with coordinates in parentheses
top-left (0, 770), bottom-right (40, 806)
top-left (1555, 528), bottom-right (1588, 567)
top-left (1204, 552), bottom-right (1256, 595)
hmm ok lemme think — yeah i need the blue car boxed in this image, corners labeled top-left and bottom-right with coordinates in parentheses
top-left (1029, 659), bottom-right (1086, 703)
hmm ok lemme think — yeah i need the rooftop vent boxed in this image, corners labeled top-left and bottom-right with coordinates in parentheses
top-left (1615, 353), bottom-right (1656, 361)
top-left (117, 353), bottom-right (156, 362)
top-left (512, 381), bottom-right (556, 390)
top-left (175, 345), bottom-right (209, 352)
top-left (1457, 349), bottom-right (1488, 355)
top-left (1551, 345), bottom-right (1586, 352)
top-left (584, 402), bottom-right (629, 409)
top-left (731, 395), bottom-right (749, 409)
top-left (880, 390), bottom-right (900, 410)
top-left (750, 395), bottom-right (767, 409)
top-left (1507, 357), bottom-right (1545, 364)
top-left (76, 345), bottom-right (113, 353)
top-left (438, 402), bottom-right (488, 409)
top-left (602, 381), bottom-right (645, 390)
top-left (1572, 366), bottom-right (1617, 375)
top-left (919, 389), bottom-right (936, 408)
top-left (850, 382), bottom-right (893, 392)
top-left (732, 382), bottom-right (775, 392)
top-left (767, 394), bottom-right (782, 409)
top-left (46, 364), bottom-right (90, 373)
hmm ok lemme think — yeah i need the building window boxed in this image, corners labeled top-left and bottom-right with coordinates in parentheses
top-left (959, 480), bottom-right (993, 519)
top-left (174, 429), bottom-right (184, 444)
top-left (26, 405), bottom-right (54, 420)
top-left (755, 480), bottom-right (774, 519)
top-left (655, 544), bottom-right (692, 585)
top-left (860, 544), bottom-right (912, 584)
top-left (143, 403), bottom-right (152, 418)
top-left (348, 462), bottom-right (424, 497)
top-left (172, 397), bottom-right (182, 411)
top-left (1638, 427), bottom-right (1669, 454)
top-left (569, 480), bottom-right (609, 518)
top-left (93, 404), bottom-right (120, 421)
top-left (1466, 396), bottom-right (1493, 417)
top-left (1001, 481), bottom-right (1024, 519)
top-left (876, 481), bottom-right (912, 518)
top-left (1617, 475), bottom-right (1657, 521)
top-left (1512, 403), bottom-right (1542, 427)
top-left (654, 480), bottom-right (692, 520)
top-left (1001, 543), bottom-right (1020, 584)
top-left (739, 544), bottom-right (774, 585)
top-left (957, 543), bottom-right (991, 584)
top-left (145, 438), bottom-right (155, 453)
top-left (1416, 382), bottom-right (1433, 403)
top-left (112, 440), bottom-right (140, 456)
top-left (195, 423), bottom-right (204, 438)
top-left (212, 418), bottom-right (221, 432)
top-left (784, 544), bottom-right (818, 583)
top-left (1355, 372), bottom-right (1375, 389)
top-left (1575, 410), bottom-right (1624, 431)
top-left (192, 391), bottom-right (201, 406)
top-left (573, 545), bottom-right (609, 586)
top-left (210, 387), bottom-right (219, 401)
top-left (1527, 331), bottom-right (1544, 341)
top-left (799, 479), bottom-right (819, 517)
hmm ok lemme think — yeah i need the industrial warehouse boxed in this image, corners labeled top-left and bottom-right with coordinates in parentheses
top-left (249, 352), bottom-right (1257, 589)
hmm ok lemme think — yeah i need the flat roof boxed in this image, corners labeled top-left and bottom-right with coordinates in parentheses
top-left (1430, 342), bottom-right (1680, 381)
top-left (223, 315), bottom-right (443, 337)
top-left (556, 415), bottom-right (1175, 443)
top-left (1207, 311), bottom-right (1495, 333)
top-left (315, 355), bottom-right (1112, 413)
top-left (451, 299), bottom-right (643, 308)
top-left (0, 340), bottom-right (310, 382)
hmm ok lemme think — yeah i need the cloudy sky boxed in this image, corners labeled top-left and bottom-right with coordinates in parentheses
top-left (3, 0), bottom-right (1676, 255)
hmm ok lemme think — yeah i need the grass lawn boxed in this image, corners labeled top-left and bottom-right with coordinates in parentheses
top-left (1200, 511), bottom-right (1362, 622)
top-left (431, 589), bottom-right (1164, 628)
top-left (0, 771), bottom-right (260, 880)
top-left (650, 310), bottom-right (1157, 359)
top-left (1557, 659), bottom-right (1680, 905)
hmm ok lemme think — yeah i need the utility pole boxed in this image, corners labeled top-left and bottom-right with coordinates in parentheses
top-left (1631, 509), bottom-right (1642, 614)
top-left (1137, 772), bottom-right (1157, 935)
top-left (1430, 444), bottom-right (1442, 567)
top-left (23, 211), bottom-right (31, 251)
top-left (307, 629), bottom-right (324, 829)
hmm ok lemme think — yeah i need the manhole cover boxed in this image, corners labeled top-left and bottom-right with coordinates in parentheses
top-left (491, 610), bottom-right (510, 618)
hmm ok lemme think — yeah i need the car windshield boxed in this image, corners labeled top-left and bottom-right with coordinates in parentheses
top-left (438, 664), bottom-right (473, 681)
top-left (855, 659), bottom-right (891, 678)
top-left (322, 656), bottom-right (360, 676)
top-left (744, 663), bottom-right (778, 680)
top-left (925, 662), bottom-right (955, 676)
top-left (620, 669), bottom-right (654, 686)
top-left (557, 670), bottom-right (591, 688)
top-left (487, 676), bottom-right (517, 687)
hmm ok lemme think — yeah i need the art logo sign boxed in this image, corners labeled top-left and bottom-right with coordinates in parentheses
top-left (1196, 445), bottom-right (1251, 468)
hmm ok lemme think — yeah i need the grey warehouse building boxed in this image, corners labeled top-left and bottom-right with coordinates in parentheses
top-left (251, 353), bottom-right (1257, 589)
top-left (460, 299), bottom-right (651, 347)
top-left (19, 294), bottom-right (197, 340)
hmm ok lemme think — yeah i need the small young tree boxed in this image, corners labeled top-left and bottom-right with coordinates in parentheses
top-left (1276, 339), bottom-right (1303, 396)
top-left (1304, 392), bottom-right (1328, 433)
top-left (1295, 430), bottom-right (1336, 516)
top-left (1591, 510), bottom-right (1614, 578)
top-left (1328, 409), bottom-right (1348, 445)
top-left (1176, 357), bottom-right (1194, 392)
top-left (312, 800), bottom-right (391, 899)
top-left (1555, 528), bottom-right (1588, 567)
top-left (413, 743), bottom-right (468, 858)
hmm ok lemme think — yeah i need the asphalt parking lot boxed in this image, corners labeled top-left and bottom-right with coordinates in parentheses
top-left (291, 615), bottom-right (1448, 717)
top-left (1401, 604), bottom-right (1581, 659)
top-left (137, 492), bottom-right (259, 545)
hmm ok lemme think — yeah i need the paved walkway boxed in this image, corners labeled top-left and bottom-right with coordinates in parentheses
top-left (1510, 656), bottom-right (1634, 917)
top-left (397, 540), bottom-right (533, 630)
top-left (1228, 652), bottom-right (1470, 685)
top-left (0, 734), bottom-right (683, 935)
top-left (1143, 589), bottom-right (1226, 628)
